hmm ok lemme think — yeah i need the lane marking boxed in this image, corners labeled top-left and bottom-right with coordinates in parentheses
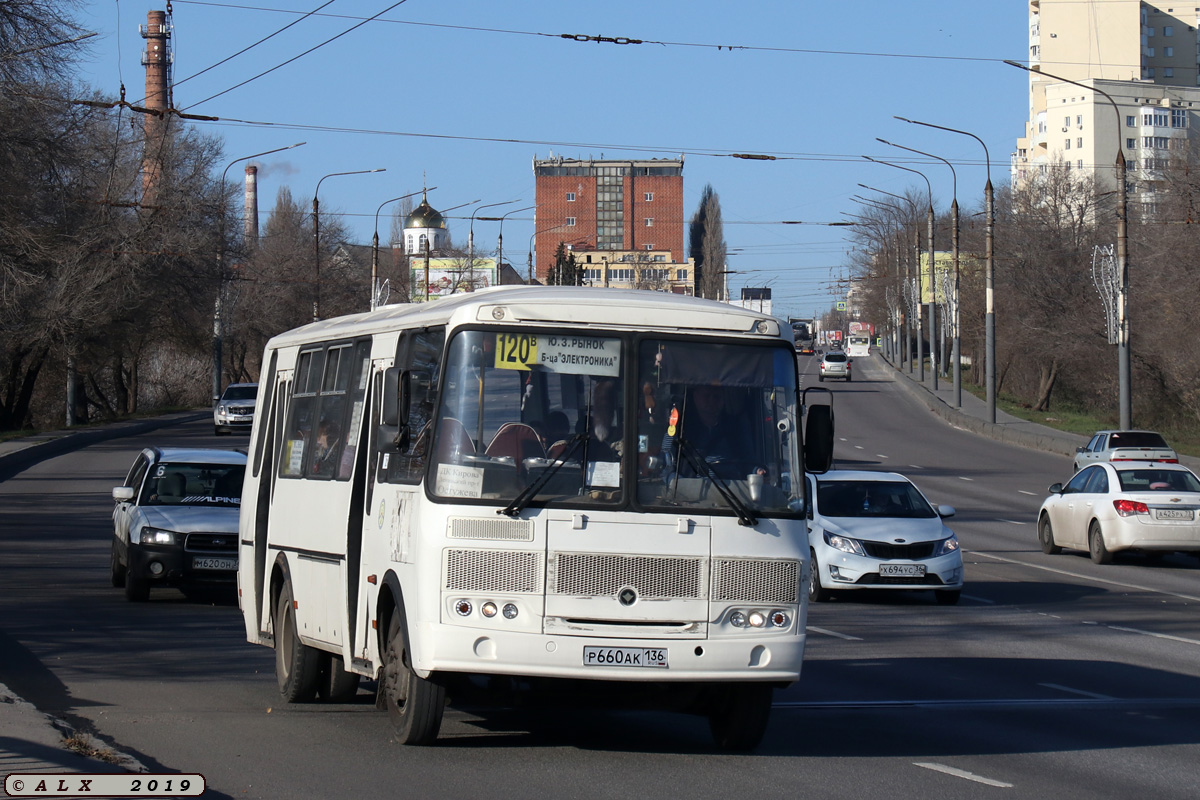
top-left (1105, 624), bottom-right (1200, 647)
top-left (876, 454), bottom-right (889, 459)
top-left (958, 476), bottom-right (974, 482)
top-left (1039, 683), bottom-right (1112, 700)
top-left (970, 550), bottom-right (1200, 603)
top-left (854, 445), bottom-right (864, 450)
top-left (914, 762), bottom-right (1013, 788)
top-left (1018, 490), bottom-right (1038, 496)
top-left (908, 464), bottom-right (924, 470)
top-left (996, 518), bottom-right (1027, 526)
top-left (806, 625), bottom-right (862, 641)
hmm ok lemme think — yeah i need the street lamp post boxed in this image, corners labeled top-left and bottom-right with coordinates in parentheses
top-left (372, 188), bottom-right (431, 311)
top-left (1004, 60), bottom-right (1130, 428)
top-left (214, 142), bottom-right (305, 405)
top-left (314, 168), bottom-right (385, 322)
top-left (879, 139), bottom-right (961, 407)
top-left (896, 117), bottom-right (996, 424)
top-left (468, 199), bottom-right (521, 290)
top-left (865, 155), bottom-right (935, 386)
top-left (489, 205), bottom-right (535, 281)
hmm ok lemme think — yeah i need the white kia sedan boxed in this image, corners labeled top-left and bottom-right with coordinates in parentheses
top-left (806, 470), bottom-right (963, 605)
top-left (111, 447), bottom-right (246, 601)
top-left (1037, 461), bottom-right (1200, 564)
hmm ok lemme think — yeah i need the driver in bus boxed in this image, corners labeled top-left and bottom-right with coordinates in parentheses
top-left (661, 385), bottom-right (764, 481)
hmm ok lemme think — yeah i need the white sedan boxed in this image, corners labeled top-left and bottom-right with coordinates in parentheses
top-left (1037, 461), bottom-right (1200, 564)
top-left (806, 470), bottom-right (964, 605)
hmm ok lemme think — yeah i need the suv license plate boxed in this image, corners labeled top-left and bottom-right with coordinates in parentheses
top-left (879, 563), bottom-right (925, 577)
top-left (583, 646), bottom-right (668, 669)
top-left (193, 557), bottom-right (237, 571)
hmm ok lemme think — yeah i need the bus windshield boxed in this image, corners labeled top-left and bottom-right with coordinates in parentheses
top-left (430, 330), bottom-right (802, 516)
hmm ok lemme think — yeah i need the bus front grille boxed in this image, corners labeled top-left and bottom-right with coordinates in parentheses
top-left (551, 553), bottom-right (706, 600)
top-left (711, 558), bottom-right (800, 604)
top-left (444, 549), bottom-right (543, 593)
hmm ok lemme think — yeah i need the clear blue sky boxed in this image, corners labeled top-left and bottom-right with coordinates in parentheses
top-left (75, 0), bottom-right (1028, 321)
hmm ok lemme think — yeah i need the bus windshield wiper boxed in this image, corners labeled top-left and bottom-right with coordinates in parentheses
top-left (674, 436), bottom-right (758, 527)
top-left (500, 433), bottom-right (588, 518)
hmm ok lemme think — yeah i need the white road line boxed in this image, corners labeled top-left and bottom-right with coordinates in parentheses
top-left (1039, 683), bottom-right (1112, 700)
top-left (914, 762), bottom-right (1013, 788)
top-left (1018, 490), bottom-right (1038, 496)
top-left (997, 518), bottom-right (1027, 526)
top-left (854, 445), bottom-right (864, 450)
top-left (876, 454), bottom-right (889, 459)
top-left (971, 550), bottom-right (1200, 603)
top-left (1105, 624), bottom-right (1200, 647)
top-left (908, 464), bottom-right (924, 470)
top-left (958, 476), bottom-right (974, 481)
top-left (806, 625), bottom-right (862, 641)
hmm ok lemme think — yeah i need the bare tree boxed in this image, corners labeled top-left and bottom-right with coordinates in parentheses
top-left (689, 184), bottom-right (726, 300)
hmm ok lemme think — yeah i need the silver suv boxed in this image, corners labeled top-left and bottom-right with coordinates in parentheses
top-left (213, 383), bottom-right (258, 435)
top-left (819, 351), bottom-right (851, 382)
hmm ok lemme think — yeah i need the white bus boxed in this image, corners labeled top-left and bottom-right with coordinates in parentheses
top-left (846, 333), bottom-right (871, 358)
top-left (237, 286), bottom-right (833, 750)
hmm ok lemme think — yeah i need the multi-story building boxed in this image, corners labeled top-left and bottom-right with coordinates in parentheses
top-left (573, 249), bottom-right (695, 294)
top-left (532, 157), bottom-right (685, 284)
top-left (1012, 1), bottom-right (1200, 213)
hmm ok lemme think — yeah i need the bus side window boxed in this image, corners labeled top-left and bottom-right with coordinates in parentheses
top-left (381, 327), bottom-right (445, 484)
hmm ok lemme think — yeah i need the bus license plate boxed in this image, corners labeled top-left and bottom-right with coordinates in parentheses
top-left (1155, 508), bottom-right (1194, 520)
top-left (583, 646), bottom-right (668, 669)
top-left (193, 557), bottom-right (237, 571)
top-left (879, 563), bottom-right (925, 577)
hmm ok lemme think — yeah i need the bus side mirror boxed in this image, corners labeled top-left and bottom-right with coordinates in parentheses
top-left (377, 367), bottom-right (412, 452)
top-left (804, 403), bottom-right (835, 474)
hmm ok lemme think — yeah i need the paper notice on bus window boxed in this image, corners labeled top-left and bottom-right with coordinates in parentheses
top-left (436, 463), bottom-right (484, 498)
top-left (536, 336), bottom-right (620, 377)
top-left (587, 460), bottom-right (620, 488)
top-left (286, 439), bottom-right (305, 475)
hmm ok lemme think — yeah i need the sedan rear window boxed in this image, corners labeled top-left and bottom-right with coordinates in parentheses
top-left (1118, 469), bottom-right (1200, 493)
top-left (1109, 432), bottom-right (1169, 448)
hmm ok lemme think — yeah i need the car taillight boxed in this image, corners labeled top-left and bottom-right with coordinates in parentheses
top-left (1113, 498), bottom-right (1149, 516)
top-left (1160, 458), bottom-right (1179, 463)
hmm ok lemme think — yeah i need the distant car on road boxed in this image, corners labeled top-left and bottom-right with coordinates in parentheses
top-left (1072, 430), bottom-right (1177, 473)
top-left (806, 470), bottom-right (963, 604)
top-left (111, 447), bottom-right (246, 601)
top-left (819, 351), bottom-right (851, 381)
top-left (1037, 461), bottom-right (1200, 564)
top-left (798, 344), bottom-right (815, 356)
top-left (214, 382), bottom-right (258, 435)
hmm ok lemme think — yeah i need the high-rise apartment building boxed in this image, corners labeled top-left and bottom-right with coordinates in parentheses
top-left (1012, 1), bottom-right (1200, 211)
top-left (532, 157), bottom-right (684, 284)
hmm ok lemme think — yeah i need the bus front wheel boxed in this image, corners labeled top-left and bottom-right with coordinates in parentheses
top-left (275, 582), bottom-right (320, 703)
top-left (382, 611), bottom-right (445, 745)
top-left (707, 683), bottom-right (773, 751)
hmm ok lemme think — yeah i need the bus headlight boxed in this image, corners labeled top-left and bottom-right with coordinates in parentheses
top-left (502, 603), bottom-right (519, 619)
top-left (454, 599), bottom-right (472, 617)
top-left (481, 602), bottom-right (498, 618)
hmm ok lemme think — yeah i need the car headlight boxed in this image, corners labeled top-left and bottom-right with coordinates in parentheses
top-left (934, 534), bottom-right (960, 556)
top-left (824, 531), bottom-right (867, 556)
top-left (134, 527), bottom-right (176, 545)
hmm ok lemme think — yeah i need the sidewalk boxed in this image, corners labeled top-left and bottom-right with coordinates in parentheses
top-left (0, 413), bottom-right (203, 780)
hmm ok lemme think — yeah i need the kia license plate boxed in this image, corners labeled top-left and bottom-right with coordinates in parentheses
top-left (879, 563), bottom-right (925, 577)
top-left (583, 646), bottom-right (668, 669)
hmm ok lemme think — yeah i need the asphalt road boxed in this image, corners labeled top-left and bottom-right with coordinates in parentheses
top-left (1, 358), bottom-right (1198, 799)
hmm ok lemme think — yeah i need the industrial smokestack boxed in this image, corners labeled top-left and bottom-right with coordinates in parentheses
top-left (140, 9), bottom-right (171, 208)
top-left (244, 165), bottom-right (259, 245)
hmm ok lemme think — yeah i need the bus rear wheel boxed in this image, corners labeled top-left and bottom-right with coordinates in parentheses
top-left (275, 582), bottom-right (320, 702)
top-left (318, 653), bottom-right (361, 703)
top-left (382, 611), bottom-right (445, 745)
top-left (707, 683), bottom-right (773, 751)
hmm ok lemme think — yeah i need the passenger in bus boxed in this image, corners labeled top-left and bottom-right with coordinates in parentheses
top-left (584, 378), bottom-right (623, 461)
top-left (312, 419), bottom-right (340, 477)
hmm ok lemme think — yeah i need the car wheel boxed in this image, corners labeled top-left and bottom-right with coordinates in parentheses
top-left (808, 550), bottom-right (833, 603)
top-left (707, 682), bottom-right (773, 752)
top-left (818, 375), bottom-right (824, 382)
top-left (1089, 521), bottom-right (1112, 565)
top-left (846, 374), bottom-right (852, 382)
top-left (1038, 514), bottom-right (1062, 555)
top-left (381, 608), bottom-right (445, 745)
top-left (275, 582), bottom-right (320, 703)
top-left (214, 426), bottom-right (226, 436)
top-left (123, 568), bottom-right (149, 602)
top-left (110, 539), bottom-right (126, 588)
top-left (318, 653), bottom-right (361, 703)
top-left (935, 589), bottom-right (961, 606)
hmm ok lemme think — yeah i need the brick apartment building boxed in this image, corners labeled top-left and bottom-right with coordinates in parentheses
top-left (532, 157), bottom-right (685, 284)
